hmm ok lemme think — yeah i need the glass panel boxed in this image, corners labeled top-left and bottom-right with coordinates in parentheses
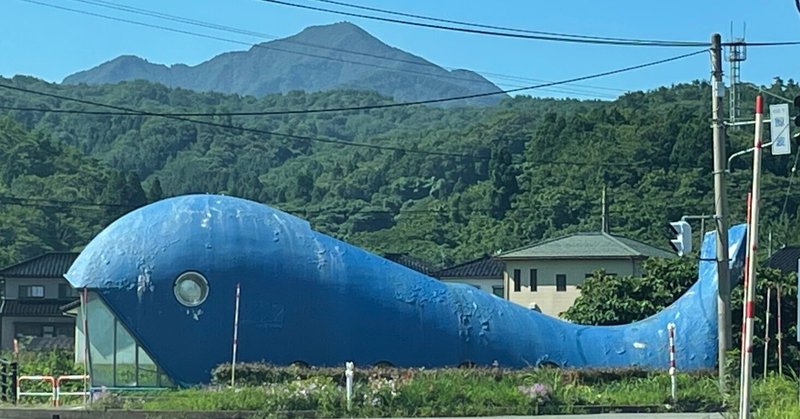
top-left (492, 286), bottom-right (504, 298)
top-left (158, 371), bottom-right (174, 387)
top-left (137, 347), bottom-right (158, 387)
top-left (556, 274), bottom-right (567, 292)
top-left (85, 294), bottom-right (175, 388)
top-left (115, 321), bottom-right (137, 386)
top-left (87, 296), bottom-right (115, 387)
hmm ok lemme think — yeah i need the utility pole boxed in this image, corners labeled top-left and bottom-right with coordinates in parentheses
top-left (711, 33), bottom-right (732, 392)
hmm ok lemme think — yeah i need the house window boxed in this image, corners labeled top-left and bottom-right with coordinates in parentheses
top-left (513, 269), bottom-right (521, 292)
top-left (529, 269), bottom-right (538, 292)
top-left (19, 285), bottom-right (45, 299)
top-left (59, 283), bottom-right (79, 299)
top-left (492, 286), bottom-right (504, 298)
top-left (42, 326), bottom-right (55, 338)
top-left (15, 323), bottom-right (43, 338)
top-left (556, 274), bottom-right (567, 292)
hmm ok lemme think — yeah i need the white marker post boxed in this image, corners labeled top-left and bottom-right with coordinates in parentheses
top-left (667, 323), bottom-right (677, 403)
top-left (81, 287), bottom-right (90, 405)
top-left (231, 283), bottom-right (241, 387)
top-left (345, 362), bottom-right (354, 411)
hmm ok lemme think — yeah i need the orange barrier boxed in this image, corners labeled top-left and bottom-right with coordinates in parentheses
top-left (54, 374), bottom-right (90, 406)
top-left (16, 375), bottom-right (55, 405)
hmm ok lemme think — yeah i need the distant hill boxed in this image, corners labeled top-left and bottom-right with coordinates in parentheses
top-left (63, 22), bottom-right (506, 106)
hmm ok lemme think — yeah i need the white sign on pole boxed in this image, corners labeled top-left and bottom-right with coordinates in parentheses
top-left (770, 104), bottom-right (791, 155)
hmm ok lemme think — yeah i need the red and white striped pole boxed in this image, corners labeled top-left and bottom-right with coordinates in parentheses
top-left (740, 192), bottom-right (752, 357)
top-left (668, 323), bottom-right (677, 402)
top-left (231, 283), bottom-right (241, 387)
top-left (739, 95), bottom-right (764, 419)
top-left (777, 284), bottom-right (783, 376)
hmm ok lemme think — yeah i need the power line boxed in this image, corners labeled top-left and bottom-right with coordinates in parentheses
top-left (311, 0), bottom-right (704, 45)
top-left (0, 49), bottom-right (706, 117)
top-left (0, 194), bottom-right (497, 216)
top-left (23, 0), bottom-right (611, 100)
top-left (0, 82), bottom-right (482, 160)
top-left (20, 0), bottom-right (497, 89)
top-left (0, 81), bottom-right (656, 168)
top-left (56, 0), bottom-right (622, 99)
top-left (262, 0), bottom-right (800, 48)
top-left (260, 0), bottom-right (708, 47)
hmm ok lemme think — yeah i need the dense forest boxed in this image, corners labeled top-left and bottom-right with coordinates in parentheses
top-left (1, 75), bottom-right (799, 269)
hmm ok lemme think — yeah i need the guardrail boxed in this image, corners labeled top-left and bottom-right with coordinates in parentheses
top-left (16, 375), bottom-right (55, 405)
top-left (55, 374), bottom-right (90, 406)
top-left (16, 374), bottom-right (90, 406)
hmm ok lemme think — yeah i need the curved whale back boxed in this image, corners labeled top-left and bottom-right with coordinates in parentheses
top-left (66, 195), bottom-right (747, 385)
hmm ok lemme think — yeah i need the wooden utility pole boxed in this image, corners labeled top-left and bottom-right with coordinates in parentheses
top-left (711, 33), bottom-right (732, 391)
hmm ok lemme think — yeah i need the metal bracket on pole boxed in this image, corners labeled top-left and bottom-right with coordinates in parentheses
top-left (723, 119), bottom-right (771, 127)
top-left (680, 215), bottom-right (718, 222)
top-left (727, 141), bottom-right (774, 173)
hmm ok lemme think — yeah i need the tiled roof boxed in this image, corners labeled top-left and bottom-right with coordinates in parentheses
top-left (497, 232), bottom-right (675, 260)
top-left (435, 255), bottom-right (504, 279)
top-left (766, 246), bottom-right (800, 274)
top-left (0, 300), bottom-right (71, 317)
top-left (0, 252), bottom-right (79, 278)
top-left (384, 253), bottom-right (438, 275)
top-left (59, 299), bottom-right (81, 313)
top-left (24, 336), bottom-right (75, 351)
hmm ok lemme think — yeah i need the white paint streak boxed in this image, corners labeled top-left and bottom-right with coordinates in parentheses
top-left (136, 271), bottom-right (154, 303)
top-left (633, 342), bottom-right (646, 349)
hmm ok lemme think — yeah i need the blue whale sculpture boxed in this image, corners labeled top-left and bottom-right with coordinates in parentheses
top-left (66, 194), bottom-right (746, 386)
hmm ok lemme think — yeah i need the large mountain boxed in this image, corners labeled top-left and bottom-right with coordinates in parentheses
top-left (63, 22), bottom-right (506, 106)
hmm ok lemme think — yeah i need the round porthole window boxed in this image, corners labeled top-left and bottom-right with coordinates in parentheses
top-left (174, 271), bottom-right (209, 307)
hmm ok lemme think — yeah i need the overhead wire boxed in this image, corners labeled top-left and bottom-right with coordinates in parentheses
top-left (21, 0), bottom-right (613, 100)
top-left (0, 49), bottom-right (707, 118)
top-left (310, 0), bottom-right (703, 45)
top-left (260, 0), bottom-right (709, 47)
top-left (263, 0), bottom-right (800, 48)
top-left (0, 194), bottom-right (496, 217)
top-left (0, 82), bottom-right (481, 160)
top-left (19, 0), bottom-right (496, 88)
top-left (61, 0), bottom-right (622, 99)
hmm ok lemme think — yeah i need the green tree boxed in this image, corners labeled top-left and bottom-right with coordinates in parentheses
top-left (562, 257), bottom-right (695, 324)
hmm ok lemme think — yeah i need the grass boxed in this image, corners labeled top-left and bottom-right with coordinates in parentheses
top-left (4, 351), bottom-right (800, 417)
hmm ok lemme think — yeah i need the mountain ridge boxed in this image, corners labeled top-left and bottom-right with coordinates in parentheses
top-left (63, 22), bottom-right (506, 106)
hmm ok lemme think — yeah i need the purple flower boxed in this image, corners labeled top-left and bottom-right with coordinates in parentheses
top-left (518, 383), bottom-right (552, 403)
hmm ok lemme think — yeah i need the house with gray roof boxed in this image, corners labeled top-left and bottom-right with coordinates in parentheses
top-left (496, 232), bottom-right (674, 317)
top-left (0, 252), bottom-right (79, 351)
top-left (766, 245), bottom-right (800, 274)
top-left (435, 255), bottom-right (504, 297)
top-left (383, 253), bottom-right (439, 276)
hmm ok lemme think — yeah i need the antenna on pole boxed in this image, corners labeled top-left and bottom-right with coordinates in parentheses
top-left (727, 22), bottom-right (747, 128)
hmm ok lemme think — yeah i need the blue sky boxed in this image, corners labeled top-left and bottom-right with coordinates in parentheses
top-left (2, 0), bottom-right (800, 99)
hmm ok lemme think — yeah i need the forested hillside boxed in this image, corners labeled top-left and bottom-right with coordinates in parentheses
top-left (1, 75), bottom-right (799, 268)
